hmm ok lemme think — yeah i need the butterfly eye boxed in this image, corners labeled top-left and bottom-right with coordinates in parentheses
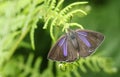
top-left (70, 34), bottom-right (76, 39)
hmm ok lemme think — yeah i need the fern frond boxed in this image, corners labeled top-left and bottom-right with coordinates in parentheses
top-left (50, 17), bottom-right (58, 42)
top-left (55, 0), bottom-right (64, 12)
top-left (50, 23), bottom-right (55, 42)
top-left (68, 23), bottom-right (84, 29)
top-left (30, 24), bottom-right (37, 50)
top-left (20, 53), bottom-right (34, 77)
top-left (17, 53), bottom-right (54, 77)
top-left (45, 0), bottom-right (51, 6)
top-left (29, 11), bottom-right (39, 50)
top-left (49, 0), bottom-right (56, 10)
top-left (56, 62), bottom-right (82, 77)
top-left (75, 59), bottom-right (87, 73)
top-left (65, 9), bottom-right (87, 17)
top-left (45, 0), bottom-right (56, 15)
top-left (56, 55), bottom-right (117, 77)
top-left (58, 9), bottom-right (87, 26)
top-left (41, 0), bottom-right (88, 41)
top-left (60, 1), bottom-right (88, 15)
top-left (30, 57), bottom-right (42, 77)
top-left (43, 17), bottom-right (52, 29)
top-left (76, 56), bottom-right (117, 73)
top-left (41, 61), bottom-right (54, 77)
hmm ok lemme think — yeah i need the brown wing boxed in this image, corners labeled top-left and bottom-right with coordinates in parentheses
top-left (64, 37), bottom-right (79, 62)
top-left (75, 29), bottom-right (104, 57)
top-left (47, 35), bottom-right (67, 61)
top-left (47, 35), bottom-right (79, 62)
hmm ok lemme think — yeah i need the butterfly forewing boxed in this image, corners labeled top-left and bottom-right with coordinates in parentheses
top-left (47, 35), bottom-right (67, 61)
top-left (47, 34), bottom-right (79, 62)
top-left (76, 30), bottom-right (104, 57)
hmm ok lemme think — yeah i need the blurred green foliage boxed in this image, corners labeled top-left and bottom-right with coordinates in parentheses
top-left (0, 0), bottom-right (119, 77)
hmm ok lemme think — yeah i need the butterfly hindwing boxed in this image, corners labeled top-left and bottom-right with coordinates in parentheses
top-left (76, 29), bottom-right (104, 57)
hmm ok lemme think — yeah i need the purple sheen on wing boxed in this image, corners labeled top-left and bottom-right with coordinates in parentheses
top-left (77, 32), bottom-right (87, 36)
top-left (58, 37), bottom-right (67, 56)
top-left (62, 41), bottom-right (67, 56)
top-left (58, 37), bottom-right (66, 46)
top-left (78, 34), bottom-right (91, 47)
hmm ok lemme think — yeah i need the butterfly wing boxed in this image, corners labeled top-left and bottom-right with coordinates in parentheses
top-left (47, 35), bottom-right (67, 61)
top-left (65, 37), bottom-right (79, 62)
top-left (47, 35), bottom-right (79, 62)
top-left (75, 29), bottom-right (104, 57)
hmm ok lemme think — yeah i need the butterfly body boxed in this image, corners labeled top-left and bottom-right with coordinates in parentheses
top-left (67, 31), bottom-right (80, 51)
top-left (47, 29), bottom-right (104, 62)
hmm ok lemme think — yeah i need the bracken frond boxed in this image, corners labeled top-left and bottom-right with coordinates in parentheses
top-left (43, 0), bottom-right (88, 41)
top-left (68, 23), bottom-right (84, 29)
top-left (59, 2), bottom-right (88, 15)
top-left (49, 0), bottom-right (56, 10)
top-left (55, 55), bottom-right (117, 77)
top-left (54, 0), bottom-right (64, 12)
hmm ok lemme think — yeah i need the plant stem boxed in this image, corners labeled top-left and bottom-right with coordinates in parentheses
top-left (7, 26), bottom-right (30, 60)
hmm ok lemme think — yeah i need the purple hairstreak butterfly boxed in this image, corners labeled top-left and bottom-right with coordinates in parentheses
top-left (47, 29), bottom-right (104, 62)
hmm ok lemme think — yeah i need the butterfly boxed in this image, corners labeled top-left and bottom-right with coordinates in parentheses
top-left (47, 29), bottom-right (104, 62)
